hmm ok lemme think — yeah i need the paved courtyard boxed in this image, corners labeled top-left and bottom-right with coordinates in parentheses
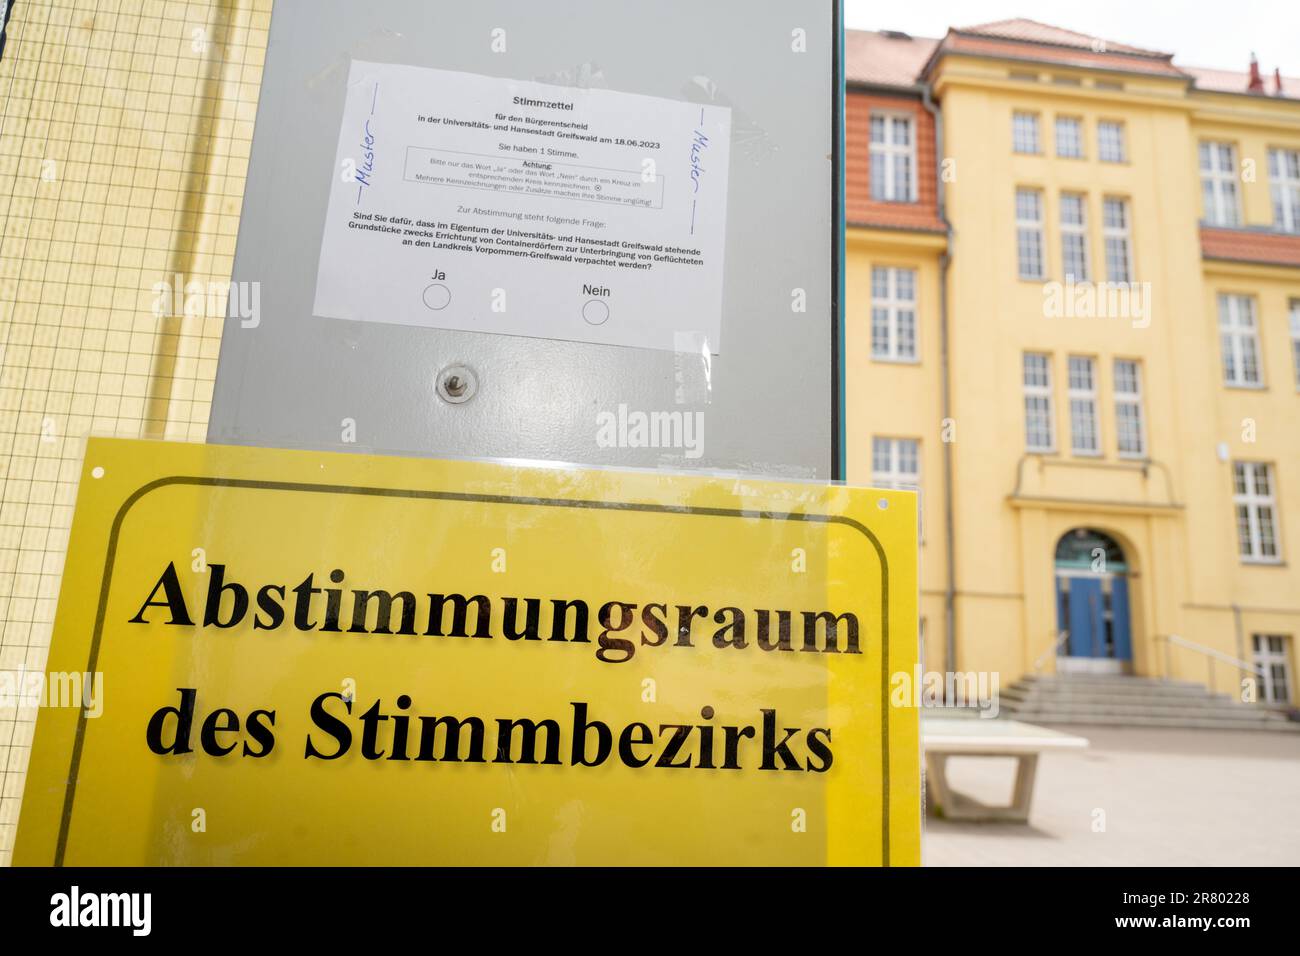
top-left (924, 725), bottom-right (1300, 866)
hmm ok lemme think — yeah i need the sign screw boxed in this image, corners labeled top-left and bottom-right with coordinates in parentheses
top-left (436, 365), bottom-right (478, 404)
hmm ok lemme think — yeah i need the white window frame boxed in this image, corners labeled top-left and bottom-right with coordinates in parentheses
top-left (870, 266), bottom-right (918, 362)
top-left (1233, 461), bottom-right (1282, 563)
top-left (1055, 115), bottom-right (1084, 159)
top-left (1023, 352), bottom-right (1055, 452)
top-left (872, 437), bottom-right (920, 491)
top-left (1290, 299), bottom-right (1300, 390)
top-left (872, 436), bottom-right (923, 540)
top-left (1060, 192), bottom-right (1091, 281)
top-left (1252, 634), bottom-right (1293, 705)
top-left (1102, 196), bottom-right (1133, 282)
top-left (1067, 355), bottom-right (1100, 456)
top-left (1113, 359), bottom-right (1146, 459)
top-left (1269, 147), bottom-right (1300, 234)
top-left (1016, 188), bottom-right (1045, 280)
top-left (1199, 141), bottom-right (1241, 227)
top-left (1218, 293), bottom-right (1263, 387)
top-left (1012, 111), bottom-right (1040, 154)
top-left (1098, 120), bottom-right (1126, 163)
top-left (870, 111), bottom-right (916, 203)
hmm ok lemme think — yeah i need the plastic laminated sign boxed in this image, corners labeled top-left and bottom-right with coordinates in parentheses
top-left (14, 438), bottom-right (919, 866)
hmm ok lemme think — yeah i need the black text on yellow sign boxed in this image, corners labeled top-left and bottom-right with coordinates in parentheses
top-left (16, 438), bottom-right (919, 865)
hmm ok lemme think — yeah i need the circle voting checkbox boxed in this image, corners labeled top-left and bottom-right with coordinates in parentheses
top-left (422, 283), bottom-right (451, 310)
top-left (582, 299), bottom-right (610, 326)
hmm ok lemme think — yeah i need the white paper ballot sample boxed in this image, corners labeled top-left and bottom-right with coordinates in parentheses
top-left (313, 62), bottom-right (732, 353)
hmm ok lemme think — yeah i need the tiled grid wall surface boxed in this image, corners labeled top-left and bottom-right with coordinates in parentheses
top-left (0, 0), bottom-right (270, 865)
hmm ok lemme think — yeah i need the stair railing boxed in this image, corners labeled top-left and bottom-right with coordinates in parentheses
top-left (1033, 629), bottom-right (1070, 674)
top-left (1154, 633), bottom-right (1264, 695)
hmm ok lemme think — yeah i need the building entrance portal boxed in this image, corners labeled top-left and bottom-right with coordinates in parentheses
top-left (1054, 529), bottom-right (1132, 675)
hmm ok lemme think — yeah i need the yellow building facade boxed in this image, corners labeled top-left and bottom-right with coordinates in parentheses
top-left (847, 21), bottom-right (1300, 705)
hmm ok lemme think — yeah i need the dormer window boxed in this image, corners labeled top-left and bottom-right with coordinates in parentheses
top-left (870, 112), bottom-right (916, 202)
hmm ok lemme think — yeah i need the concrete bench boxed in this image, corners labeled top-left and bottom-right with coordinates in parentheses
top-left (923, 716), bottom-right (1089, 823)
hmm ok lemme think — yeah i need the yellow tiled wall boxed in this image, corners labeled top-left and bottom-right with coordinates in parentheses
top-left (0, 0), bottom-right (270, 865)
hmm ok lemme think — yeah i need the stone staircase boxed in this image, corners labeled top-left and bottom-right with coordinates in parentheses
top-left (1001, 674), bottom-right (1300, 731)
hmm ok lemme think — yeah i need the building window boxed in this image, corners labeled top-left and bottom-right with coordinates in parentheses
top-left (1252, 634), bottom-right (1292, 704)
top-left (1269, 147), bottom-right (1300, 233)
top-left (1218, 293), bottom-right (1262, 387)
top-left (872, 437), bottom-right (920, 490)
top-left (1199, 141), bottom-right (1240, 227)
top-left (1102, 197), bottom-right (1133, 282)
top-left (1060, 192), bottom-right (1090, 281)
top-left (1233, 461), bottom-right (1281, 562)
top-left (1113, 359), bottom-right (1146, 458)
top-left (1015, 188), bottom-right (1045, 279)
top-left (1013, 111), bottom-right (1040, 154)
top-left (872, 437), bottom-right (922, 539)
top-left (1098, 121), bottom-right (1126, 163)
top-left (1023, 352), bottom-right (1055, 452)
top-left (1055, 116), bottom-right (1084, 158)
top-left (870, 113), bottom-right (915, 202)
top-left (1067, 356), bottom-right (1100, 455)
top-left (870, 266), bottom-right (918, 362)
top-left (1290, 299), bottom-right (1300, 389)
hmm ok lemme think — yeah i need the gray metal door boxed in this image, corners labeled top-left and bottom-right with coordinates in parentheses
top-left (208, 0), bottom-right (844, 479)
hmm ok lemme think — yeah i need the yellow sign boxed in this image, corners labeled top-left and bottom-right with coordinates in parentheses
top-left (16, 438), bottom-right (919, 866)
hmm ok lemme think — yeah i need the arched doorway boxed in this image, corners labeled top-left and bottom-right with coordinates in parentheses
top-left (1054, 529), bottom-right (1132, 674)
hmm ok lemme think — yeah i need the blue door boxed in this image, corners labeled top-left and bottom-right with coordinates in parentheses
top-left (1055, 574), bottom-right (1133, 661)
top-left (1064, 576), bottom-right (1103, 658)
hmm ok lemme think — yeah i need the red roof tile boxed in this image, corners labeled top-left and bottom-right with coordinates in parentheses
top-left (956, 18), bottom-right (1169, 58)
top-left (845, 30), bottom-right (937, 88)
top-left (1184, 65), bottom-right (1300, 100)
top-left (846, 21), bottom-right (1300, 96)
top-left (845, 92), bottom-right (946, 234)
top-left (1201, 227), bottom-right (1300, 269)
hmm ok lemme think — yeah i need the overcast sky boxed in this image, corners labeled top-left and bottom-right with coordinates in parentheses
top-left (844, 0), bottom-right (1300, 77)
